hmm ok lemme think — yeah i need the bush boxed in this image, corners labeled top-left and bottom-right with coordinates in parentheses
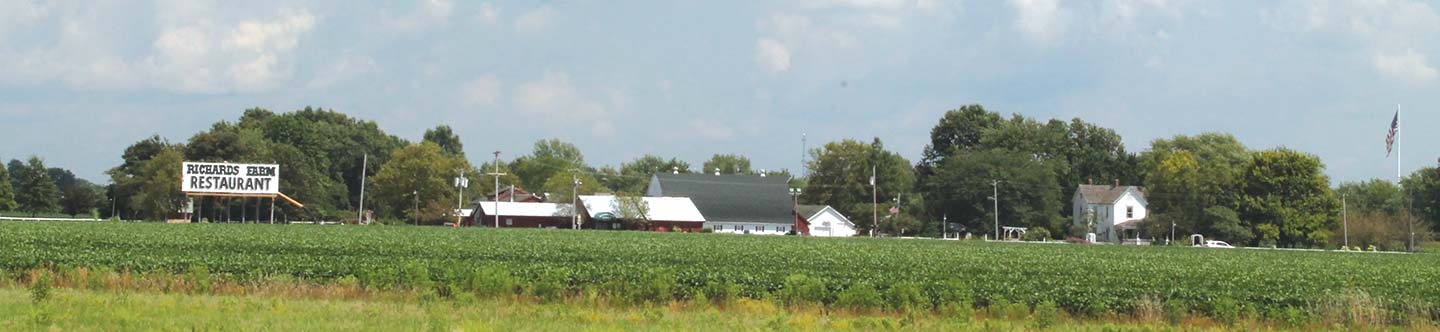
top-left (933, 279), bottom-right (972, 309)
top-left (1021, 228), bottom-right (1052, 241)
top-left (1032, 300), bottom-right (1059, 328)
top-left (1164, 299), bottom-right (1187, 324)
top-left (704, 280), bottom-right (741, 304)
top-left (1209, 297), bottom-right (1240, 325)
top-left (777, 274), bottom-right (826, 305)
top-left (186, 265), bottom-right (211, 294)
top-left (835, 283), bottom-right (884, 310)
top-left (29, 271), bottom-right (51, 303)
top-left (524, 270), bottom-right (569, 301)
top-left (884, 282), bottom-right (926, 311)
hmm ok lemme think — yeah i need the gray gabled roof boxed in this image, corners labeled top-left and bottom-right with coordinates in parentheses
top-left (1076, 185), bottom-right (1145, 205)
top-left (647, 173), bottom-right (793, 224)
top-left (796, 204), bottom-right (827, 220)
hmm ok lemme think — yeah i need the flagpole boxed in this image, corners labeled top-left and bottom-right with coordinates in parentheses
top-left (1397, 104), bottom-right (1402, 183)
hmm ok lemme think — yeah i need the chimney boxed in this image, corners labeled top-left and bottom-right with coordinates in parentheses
top-left (1087, 178), bottom-right (1093, 185)
top-left (1113, 179), bottom-right (1120, 188)
top-left (714, 168), bottom-right (721, 176)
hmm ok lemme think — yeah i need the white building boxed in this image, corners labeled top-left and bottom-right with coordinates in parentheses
top-left (1072, 183), bottom-right (1148, 243)
top-left (647, 173), bottom-right (798, 235)
top-left (577, 195), bottom-right (706, 232)
top-left (796, 205), bottom-right (857, 237)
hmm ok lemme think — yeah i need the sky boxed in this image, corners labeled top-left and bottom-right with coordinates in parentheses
top-left (1, 0), bottom-right (1437, 186)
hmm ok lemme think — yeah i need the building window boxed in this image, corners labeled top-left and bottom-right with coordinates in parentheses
top-left (1126, 206), bottom-right (1134, 218)
top-left (712, 225), bottom-right (721, 231)
top-left (505, 219), bottom-right (513, 226)
top-left (757, 225), bottom-right (766, 232)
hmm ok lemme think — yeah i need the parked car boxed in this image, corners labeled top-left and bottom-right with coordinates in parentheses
top-left (1200, 240), bottom-right (1235, 248)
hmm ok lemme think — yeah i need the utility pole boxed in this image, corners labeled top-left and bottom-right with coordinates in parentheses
top-left (871, 165), bottom-right (877, 238)
top-left (571, 171), bottom-right (580, 229)
top-left (991, 180), bottom-right (999, 241)
top-left (487, 151), bottom-right (506, 228)
top-left (357, 153), bottom-right (368, 225)
top-left (412, 190), bottom-right (419, 226)
top-left (455, 168), bottom-right (468, 227)
top-left (942, 214), bottom-right (947, 239)
top-left (789, 187), bottom-right (802, 234)
top-left (1342, 194), bottom-right (1348, 249)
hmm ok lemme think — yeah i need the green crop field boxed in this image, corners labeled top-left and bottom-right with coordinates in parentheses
top-left (2, 221), bottom-right (1437, 325)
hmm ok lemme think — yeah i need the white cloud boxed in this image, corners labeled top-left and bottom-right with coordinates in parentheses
top-left (146, 7), bottom-right (318, 93)
top-left (1374, 50), bottom-right (1438, 83)
top-left (477, 3), bottom-right (499, 24)
top-left (1011, 0), bottom-right (1070, 45)
top-left (306, 55), bottom-right (378, 89)
top-left (459, 75), bottom-right (502, 106)
top-left (514, 5), bottom-right (554, 33)
top-left (384, 0), bottom-right (454, 31)
top-left (0, 0), bottom-right (49, 42)
top-left (513, 70), bottom-right (619, 135)
top-left (754, 38), bottom-right (792, 73)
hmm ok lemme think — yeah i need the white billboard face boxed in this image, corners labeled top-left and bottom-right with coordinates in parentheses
top-left (182, 162), bottom-right (280, 195)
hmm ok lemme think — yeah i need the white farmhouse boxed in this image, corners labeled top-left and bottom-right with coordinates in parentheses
top-left (1072, 182), bottom-right (1148, 243)
top-left (796, 205), bottom-right (857, 237)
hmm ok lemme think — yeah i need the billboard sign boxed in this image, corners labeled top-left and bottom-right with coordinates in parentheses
top-left (182, 162), bottom-right (280, 195)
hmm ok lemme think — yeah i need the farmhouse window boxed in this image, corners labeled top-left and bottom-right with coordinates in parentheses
top-left (1126, 206), bottom-right (1134, 218)
top-left (758, 226), bottom-right (766, 232)
top-left (505, 219), bottom-right (513, 226)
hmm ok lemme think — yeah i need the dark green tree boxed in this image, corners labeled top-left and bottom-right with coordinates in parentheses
top-left (422, 125), bottom-right (465, 157)
top-left (16, 156), bottom-right (62, 216)
top-left (1402, 164), bottom-right (1440, 233)
top-left (1138, 133), bottom-right (1250, 238)
top-left (129, 147), bottom-right (186, 221)
top-left (1335, 179), bottom-right (1405, 217)
top-left (1237, 149), bottom-right (1340, 247)
top-left (701, 154), bottom-right (753, 175)
top-left (0, 158), bottom-right (15, 211)
top-left (922, 149), bottom-right (1062, 238)
top-left (369, 142), bottom-right (472, 224)
top-left (804, 138), bottom-right (916, 236)
top-left (603, 155), bottom-right (691, 193)
top-left (918, 104), bottom-right (1003, 176)
top-left (6, 159), bottom-right (22, 187)
top-left (510, 139), bottom-right (587, 192)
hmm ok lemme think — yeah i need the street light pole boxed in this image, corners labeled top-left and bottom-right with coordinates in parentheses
top-left (412, 190), bottom-right (419, 226)
top-left (455, 168), bottom-right (467, 227)
top-left (1342, 194), bottom-right (1348, 249)
top-left (571, 171), bottom-right (580, 229)
top-left (991, 180), bottom-right (999, 241)
top-left (487, 151), bottom-right (506, 228)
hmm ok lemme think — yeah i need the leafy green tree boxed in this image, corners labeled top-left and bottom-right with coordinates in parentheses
top-left (918, 104), bottom-right (1003, 177)
top-left (1237, 149), bottom-right (1340, 247)
top-left (1139, 133), bottom-right (1250, 238)
top-left (0, 158), bottom-right (16, 211)
top-left (16, 156), bottom-right (62, 216)
top-left (128, 147), bottom-right (186, 220)
top-left (919, 105), bottom-right (1136, 222)
top-left (107, 135), bottom-right (174, 220)
top-left (803, 138), bottom-right (915, 235)
top-left (602, 155), bottom-right (691, 193)
top-left (922, 149), bottom-right (1062, 238)
top-left (422, 125), bottom-right (465, 157)
top-left (1402, 165), bottom-right (1440, 233)
top-left (613, 193), bottom-right (651, 230)
top-left (510, 139), bottom-right (587, 192)
top-left (701, 154), bottom-right (753, 175)
top-left (369, 142), bottom-right (470, 224)
top-left (6, 159), bottom-right (22, 188)
top-left (1204, 206), bottom-right (1252, 245)
top-left (541, 171), bottom-right (605, 206)
top-left (1335, 180), bottom-right (1405, 217)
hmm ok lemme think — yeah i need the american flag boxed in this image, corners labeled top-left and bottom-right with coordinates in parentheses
top-left (889, 205), bottom-right (899, 214)
top-left (1386, 111), bottom-right (1398, 157)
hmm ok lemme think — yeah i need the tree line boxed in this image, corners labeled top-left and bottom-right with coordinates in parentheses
top-left (4, 105), bottom-right (1434, 249)
top-left (801, 105), bottom-right (1435, 249)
